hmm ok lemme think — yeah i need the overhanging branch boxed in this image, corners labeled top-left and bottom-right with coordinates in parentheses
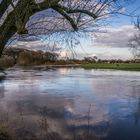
top-left (55, 4), bottom-right (98, 19)
top-left (0, 0), bottom-right (12, 18)
top-left (52, 6), bottom-right (78, 31)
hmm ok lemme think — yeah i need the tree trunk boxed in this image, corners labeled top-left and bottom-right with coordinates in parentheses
top-left (0, 0), bottom-right (56, 57)
top-left (0, 14), bottom-right (17, 57)
top-left (0, 0), bottom-right (105, 57)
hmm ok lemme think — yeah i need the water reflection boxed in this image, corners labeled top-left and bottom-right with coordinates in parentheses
top-left (0, 68), bottom-right (140, 140)
top-left (134, 98), bottom-right (140, 125)
top-left (0, 76), bottom-right (5, 98)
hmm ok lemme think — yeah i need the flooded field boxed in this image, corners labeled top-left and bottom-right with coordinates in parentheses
top-left (0, 68), bottom-right (140, 140)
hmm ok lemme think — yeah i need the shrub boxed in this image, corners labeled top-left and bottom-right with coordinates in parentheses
top-left (0, 56), bottom-right (14, 68)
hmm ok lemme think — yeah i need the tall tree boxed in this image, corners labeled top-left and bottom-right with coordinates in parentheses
top-left (0, 0), bottom-right (125, 56)
top-left (129, 17), bottom-right (140, 58)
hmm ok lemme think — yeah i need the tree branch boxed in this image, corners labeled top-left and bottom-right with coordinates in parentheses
top-left (55, 4), bottom-right (98, 19)
top-left (0, 0), bottom-right (12, 18)
top-left (52, 6), bottom-right (78, 31)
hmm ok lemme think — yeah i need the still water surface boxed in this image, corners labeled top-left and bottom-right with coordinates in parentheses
top-left (0, 68), bottom-right (140, 140)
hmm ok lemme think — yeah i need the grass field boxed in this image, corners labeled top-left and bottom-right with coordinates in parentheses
top-left (81, 63), bottom-right (140, 71)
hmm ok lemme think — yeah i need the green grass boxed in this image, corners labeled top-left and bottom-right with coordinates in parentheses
top-left (81, 63), bottom-right (140, 71)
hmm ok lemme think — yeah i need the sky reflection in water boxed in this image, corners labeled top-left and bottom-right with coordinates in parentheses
top-left (0, 68), bottom-right (140, 140)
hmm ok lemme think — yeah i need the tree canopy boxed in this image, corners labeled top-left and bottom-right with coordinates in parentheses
top-left (0, 0), bottom-right (127, 56)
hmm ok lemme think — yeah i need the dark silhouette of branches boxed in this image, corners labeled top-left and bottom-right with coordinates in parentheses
top-left (0, 0), bottom-right (129, 56)
top-left (129, 16), bottom-right (140, 58)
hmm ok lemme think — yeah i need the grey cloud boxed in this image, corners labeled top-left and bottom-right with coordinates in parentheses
top-left (13, 40), bottom-right (61, 52)
top-left (92, 26), bottom-right (137, 48)
top-left (77, 51), bottom-right (132, 60)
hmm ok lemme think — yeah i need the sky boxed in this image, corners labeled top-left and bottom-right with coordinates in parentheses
top-left (73, 0), bottom-right (140, 60)
top-left (12, 0), bottom-right (140, 60)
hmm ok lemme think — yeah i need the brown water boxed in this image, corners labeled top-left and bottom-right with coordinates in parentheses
top-left (0, 68), bottom-right (140, 140)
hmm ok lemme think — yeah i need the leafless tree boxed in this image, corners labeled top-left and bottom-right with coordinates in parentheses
top-left (129, 17), bottom-right (140, 58)
top-left (0, 0), bottom-right (127, 57)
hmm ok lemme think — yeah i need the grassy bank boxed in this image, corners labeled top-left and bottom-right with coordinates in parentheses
top-left (81, 63), bottom-right (140, 71)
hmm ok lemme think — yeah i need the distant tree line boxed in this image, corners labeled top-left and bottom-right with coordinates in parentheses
top-left (0, 48), bottom-right (59, 67)
top-left (83, 57), bottom-right (140, 63)
top-left (0, 48), bottom-right (139, 68)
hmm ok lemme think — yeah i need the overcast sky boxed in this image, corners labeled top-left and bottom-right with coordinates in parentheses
top-left (12, 0), bottom-right (140, 60)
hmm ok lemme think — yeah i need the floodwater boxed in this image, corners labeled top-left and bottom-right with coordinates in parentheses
top-left (0, 68), bottom-right (140, 140)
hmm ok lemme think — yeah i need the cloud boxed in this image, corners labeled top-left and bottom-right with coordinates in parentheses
top-left (77, 50), bottom-right (132, 60)
top-left (12, 40), bottom-right (61, 52)
top-left (92, 25), bottom-right (137, 48)
top-left (90, 51), bottom-right (131, 60)
top-left (11, 25), bottom-right (136, 60)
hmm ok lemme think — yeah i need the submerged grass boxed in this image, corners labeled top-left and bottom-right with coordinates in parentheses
top-left (81, 63), bottom-right (140, 71)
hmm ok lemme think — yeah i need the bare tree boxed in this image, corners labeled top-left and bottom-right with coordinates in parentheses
top-left (129, 17), bottom-right (140, 58)
top-left (0, 0), bottom-right (126, 57)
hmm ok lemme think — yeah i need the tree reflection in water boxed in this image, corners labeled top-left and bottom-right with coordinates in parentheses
top-left (134, 98), bottom-right (140, 125)
top-left (0, 76), bottom-right (5, 98)
top-left (0, 68), bottom-right (140, 140)
top-left (0, 102), bottom-right (110, 140)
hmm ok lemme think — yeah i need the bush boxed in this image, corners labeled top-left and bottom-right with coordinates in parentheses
top-left (17, 51), bottom-right (33, 66)
top-left (0, 124), bottom-right (11, 140)
top-left (0, 56), bottom-right (14, 68)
